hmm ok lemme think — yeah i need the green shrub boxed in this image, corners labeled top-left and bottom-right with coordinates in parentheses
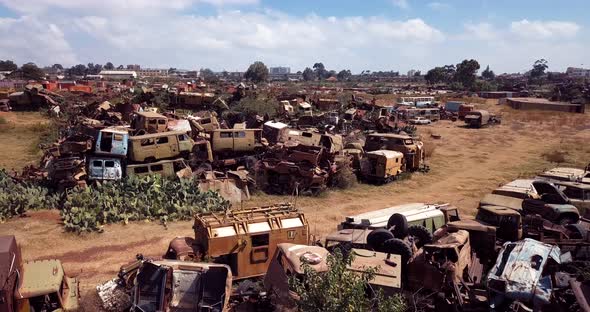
top-left (0, 169), bottom-right (59, 221)
top-left (290, 250), bottom-right (408, 312)
top-left (61, 175), bottom-right (230, 233)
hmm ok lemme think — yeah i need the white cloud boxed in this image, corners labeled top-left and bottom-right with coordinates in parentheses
top-left (0, 1), bottom-right (586, 73)
top-left (0, 16), bottom-right (78, 65)
top-left (0, 0), bottom-right (258, 14)
top-left (427, 2), bottom-right (450, 11)
top-left (510, 19), bottom-right (580, 39)
top-left (391, 0), bottom-right (409, 10)
top-left (462, 22), bottom-right (499, 40)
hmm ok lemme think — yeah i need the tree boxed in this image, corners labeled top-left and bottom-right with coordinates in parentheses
top-left (425, 65), bottom-right (455, 84)
top-left (21, 63), bottom-right (45, 80)
top-left (530, 59), bottom-right (548, 79)
top-left (200, 68), bottom-right (218, 83)
top-left (104, 62), bottom-right (115, 70)
top-left (481, 65), bottom-right (495, 80)
top-left (336, 69), bottom-right (352, 81)
top-left (414, 70), bottom-right (421, 77)
top-left (86, 63), bottom-right (103, 75)
top-left (117, 65), bottom-right (124, 70)
top-left (290, 250), bottom-right (407, 312)
top-left (51, 64), bottom-right (63, 70)
top-left (0, 60), bottom-right (18, 71)
top-left (453, 59), bottom-right (480, 89)
top-left (302, 67), bottom-right (315, 81)
top-left (313, 62), bottom-right (327, 80)
top-left (244, 61), bottom-right (269, 83)
top-left (66, 64), bottom-right (88, 77)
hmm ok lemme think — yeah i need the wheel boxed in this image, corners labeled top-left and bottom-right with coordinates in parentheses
top-left (566, 223), bottom-right (586, 239)
top-left (387, 213), bottom-right (409, 238)
top-left (381, 238), bottom-right (413, 264)
top-left (559, 215), bottom-right (578, 225)
top-left (407, 225), bottom-right (433, 248)
top-left (366, 229), bottom-right (395, 251)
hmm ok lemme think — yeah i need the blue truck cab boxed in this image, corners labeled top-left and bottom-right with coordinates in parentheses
top-left (95, 127), bottom-right (129, 157)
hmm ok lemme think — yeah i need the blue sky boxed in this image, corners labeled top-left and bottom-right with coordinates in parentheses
top-left (0, 0), bottom-right (588, 73)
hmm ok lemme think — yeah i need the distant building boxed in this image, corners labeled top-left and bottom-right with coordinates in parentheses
top-left (127, 64), bottom-right (141, 70)
top-left (99, 70), bottom-right (137, 80)
top-left (407, 69), bottom-right (417, 77)
top-left (270, 67), bottom-right (291, 75)
top-left (566, 67), bottom-right (590, 78)
top-left (137, 68), bottom-right (169, 78)
top-left (506, 97), bottom-right (584, 113)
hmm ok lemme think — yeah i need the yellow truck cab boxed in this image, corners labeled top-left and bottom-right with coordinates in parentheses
top-left (132, 111), bottom-right (168, 134)
top-left (128, 131), bottom-right (194, 163)
top-left (16, 260), bottom-right (79, 312)
top-left (210, 128), bottom-right (265, 156)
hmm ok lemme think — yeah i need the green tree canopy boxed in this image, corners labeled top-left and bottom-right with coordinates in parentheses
top-left (302, 67), bottom-right (315, 81)
top-left (336, 69), bottom-right (352, 81)
top-left (0, 60), bottom-right (18, 71)
top-left (244, 61), bottom-right (269, 83)
top-left (481, 65), bottom-right (495, 80)
top-left (21, 62), bottom-right (45, 80)
top-left (453, 59), bottom-right (480, 89)
top-left (530, 59), bottom-right (548, 79)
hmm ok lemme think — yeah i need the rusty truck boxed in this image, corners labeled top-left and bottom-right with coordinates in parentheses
top-left (164, 203), bottom-right (309, 280)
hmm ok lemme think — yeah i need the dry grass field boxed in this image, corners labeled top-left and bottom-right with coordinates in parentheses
top-left (0, 104), bottom-right (589, 311)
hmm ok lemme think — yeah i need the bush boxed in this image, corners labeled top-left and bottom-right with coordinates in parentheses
top-left (0, 169), bottom-right (59, 221)
top-left (542, 150), bottom-right (567, 163)
top-left (290, 250), bottom-right (408, 312)
top-left (61, 175), bottom-right (230, 233)
top-left (331, 162), bottom-right (358, 189)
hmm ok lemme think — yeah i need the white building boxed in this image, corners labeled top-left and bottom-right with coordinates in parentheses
top-left (270, 67), bottom-right (291, 75)
top-left (566, 67), bottom-right (590, 78)
top-left (98, 70), bottom-right (137, 80)
top-left (137, 68), bottom-right (169, 78)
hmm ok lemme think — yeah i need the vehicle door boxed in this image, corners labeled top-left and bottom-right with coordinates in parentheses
top-left (156, 135), bottom-right (174, 159)
top-left (133, 262), bottom-right (168, 312)
top-left (99, 131), bottom-right (113, 153)
top-left (103, 159), bottom-right (121, 180)
top-left (89, 159), bottom-right (104, 180)
top-left (139, 138), bottom-right (156, 162)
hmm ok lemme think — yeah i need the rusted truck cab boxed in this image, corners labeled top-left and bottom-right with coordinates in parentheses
top-left (364, 133), bottom-right (425, 171)
top-left (16, 260), bottom-right (80, 312)
top-left (131, 260), bottom-right (232, 312)
top-left (264, 244), bottom-right (402, 305)
top-left (359, 150), bottom-right (404, 183)
top-left (132, 111), bottom-right (168, 134)
top-left (165, 203), bottom-right (309, 280)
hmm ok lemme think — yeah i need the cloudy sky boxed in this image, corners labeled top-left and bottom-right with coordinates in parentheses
top-left (0, 0), bottom-right (587, 73)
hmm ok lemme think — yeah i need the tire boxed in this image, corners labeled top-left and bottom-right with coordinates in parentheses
top-left (387, 213), bottom-right (409, 238)
top-left (366, 229), bottom-right (395, 251)
top-left (407, 225), bottom-right (433, 248)
top-left (381, 238), bottom-right (413, 264)
top-left (559, 215), bottom-right (578, 225)
top-left (566, 223), bottom-right (586, 239)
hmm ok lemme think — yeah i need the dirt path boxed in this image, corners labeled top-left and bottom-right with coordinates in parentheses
top-left (0, 110), bottom-right (589, 311)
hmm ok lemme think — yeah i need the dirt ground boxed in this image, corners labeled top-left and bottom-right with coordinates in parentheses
top-left (0, 111), bottom-right (54, 170)
top-left (0, 104), bottom-right (589, 311)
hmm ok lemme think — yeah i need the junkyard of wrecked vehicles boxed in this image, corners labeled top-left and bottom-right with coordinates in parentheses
top-left (3, 82), bottom-right (590, 312)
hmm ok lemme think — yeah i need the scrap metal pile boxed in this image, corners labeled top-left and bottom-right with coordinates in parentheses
top-left (87, 165), bottom-right (590, 311)
top-left (14, 85), bottom-right (434, 201)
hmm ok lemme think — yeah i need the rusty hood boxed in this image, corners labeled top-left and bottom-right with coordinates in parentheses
top-left (487, 238), bottom-right (561, 307)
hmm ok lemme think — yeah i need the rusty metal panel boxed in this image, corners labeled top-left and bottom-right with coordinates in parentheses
top-left (487, 238), bottom-right (561, 307)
